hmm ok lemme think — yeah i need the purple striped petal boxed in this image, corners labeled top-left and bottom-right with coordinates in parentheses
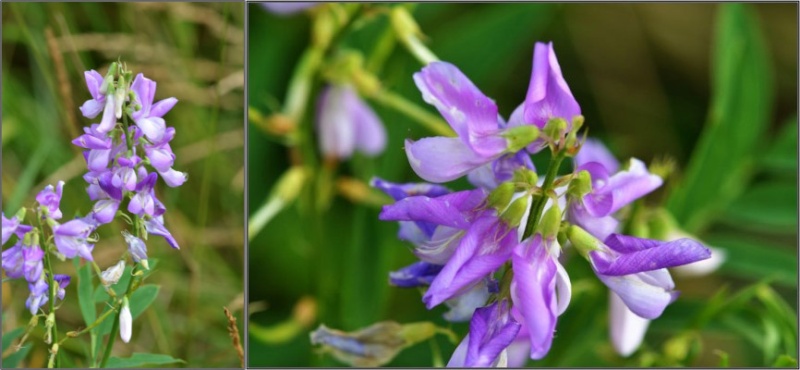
top-left (511, 235), bottom-right (557, 360)
top-left (423, 215), bottom-right (516, 308)
top-left (413, 62), bottom-right (506, 157)
top-left (379, 188), bottom-right (485, 230)
top-left (405, 137), bottom-right (499, 183)
top-left (464, 301), bottom-right (521, 367)
top-left (371, 177), bottom-right (451, 201)
top-left (590, 238), bottom-right (711, 276)
top-left (523, 42), bottom-right (581, 129)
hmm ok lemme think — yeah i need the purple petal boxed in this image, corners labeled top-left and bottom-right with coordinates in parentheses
top-left (157, 168), bottom-right (188, 188)
top-left (413, 62), bottom-right (507, 157)
top-left (604, 234), bottom-right (663, 254)
top-left (464, 301), bottom-right (521, 367)
top-left (567, 202), bottom-right (619, 241)
top-left (145, 217), bottom-right (179, 249)
top-left (92, 199), bottom-right (120, 225)
top-left (145, 146), bottom-right (175, 172)
top-left (136, 116), bottom-right (166, 143)
top-left (97, 95), bottom-right (117, 134)
top-left (316, 86), bottom-right (357, 159)
top-left (523, 42), bottom-right (581, 128)
top-left (351, 94), bottom-right (387, 156)
top-left (389, 261), bottom-right (443, 287)
top-left (590, 238), bottom-right (711, 276)
top-left (22, 244), bottom-right (44, 283)
top-left (260, 2), bottom-right (316, 15)
top-left (574, 138), bottom-right (620, 173)
top-left (79, 99), bottom-right (104, 119)
top-left (149, 97), bottom-right (178, 118)
top-left (72, 132), bottom-right (112, 150)
top-left (468, 151), bottom-right (535, 190)
top-left (446, 335), bottom-right (469, 367)
top-left (405, 137), bottom-right (499, 183)
top-left (84, 70), bottom-right (105, 100)
top-left (443, 280), bottom-right (490, 322)
top-left (603, 159), bottom-right (663, 215)
top-left (87, 149), bottom-right (112, 172)
top-left (379, 188), bottom-right (486, 230)
top-left (511, 235), bottom-right (557, 360)
top-left (413, 226), bottom-right (464, 264)
top-left (2, 243), bottom-right (25, 278)
top-left (595, 269), bottom-right (676, 319)
top-left (371, 177), bottom-right (451, 201)
top-left (131, 73), bottom-right (156, 120)
top-left (423, 215), bottom-right (516, 308)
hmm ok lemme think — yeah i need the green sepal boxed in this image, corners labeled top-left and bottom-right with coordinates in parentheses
top-left (566, 225), bottom-right (603, 258)
top-left (536, 202), bottom-right (561, 240)
top-left (500, 195), bottom-right (530, 227)
top-left (512, 168), bottom-right (538, 187)
top-left (502, 125), bottom-right (539, 153)
top-left (543, 117), bottom-right (568, 139)
top-left (567, 170), bottom-right (592, 199)
top-left (487, 182), bottom-right (515, 211)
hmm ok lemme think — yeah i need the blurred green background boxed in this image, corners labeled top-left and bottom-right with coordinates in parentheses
top-left (249, 2), bottom-right (798, 367)
top-left (2, 2), bottom-right (244, 368)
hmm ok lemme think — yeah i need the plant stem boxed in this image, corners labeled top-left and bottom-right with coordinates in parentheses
top-left (61, 306), bottom-right (118, 344)
top-left (522, 151), bottom-right (566, 240)
top-left (371, 91), bottom-right (455, 137)
top-left (98, 264), bottom-right (139, 368)
top-left (43, 241), bottom-right (59, 368)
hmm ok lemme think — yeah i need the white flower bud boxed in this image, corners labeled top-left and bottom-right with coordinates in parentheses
top-left (119, 298), bottom-right (132, 343)
top-left (101, 260), bottom-right (126, 287)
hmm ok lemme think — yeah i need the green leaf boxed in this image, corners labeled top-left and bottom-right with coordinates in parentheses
top-left (3, 344), bottom-right (32, 368)
top-left (666, 3), bottom-right (774, 233)
top-left (773, 355), bottom-right (798, 367)
top-left (104, 353), bottom-right (185, 368)
top-left (75, 259), bottom-right (97, 327)
top-left (761, 116), bottom-right (798, 175)
top-left (705, 235), bottom-right (797, 286)
top-left (723, 182), bottom-right (798, 232)
top-left (1, 328), bottom-right (24, 352)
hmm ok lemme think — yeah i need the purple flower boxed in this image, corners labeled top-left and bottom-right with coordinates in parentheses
top-left (22, 244), bottom-right (44, 283)
top-left (2, 242), bottom-right (25, 278)
top-left (510, 235), bottom-right (571, 359)
top-left (260, 2), bottom-right (316, 15)
top-left (80, 70), bottom-right (117, 134)
top-left (389, 261), bottom-right (442, 287)
top-left (91, 171), bottom-right (123, 225)
top-left (569, 156), bottom-right (662, 241)
top-left (590, 234), bottom-right (711, 319)
top-left (446, 301), bottom-right (521, 367)
top-left (53, 217), bottom-right (96, 261)
top-left (36, 181), bottom-right (65, 220)
top-left (130, 73), bottom-right (177, 143)
top-left (122, 231), bottom-right (148, 263)
top-left (379, 187), bottom-right (488, 265)
top-left (73, 124), bottom-right (115, 172)
top-left (405, 62), bottom-right (537, 183)
top-left (128, 173), bottom-right (158, 216)
top-left (26, 278), bottom-right (49, 315)
top-left (316, 85), bottom-right (387, 160)
top-left (53, 274), bottom-right (71, 301)
top-left (423, 212), bottom-right (518, 309)
top-left (144, 216), bottom-right (179, 249)
top-left (2, 213), bottom-right (32, 246)
top-left (112, 156), bottom-right (140, 192)
top-left (504, 42), bottom-right (581, 153)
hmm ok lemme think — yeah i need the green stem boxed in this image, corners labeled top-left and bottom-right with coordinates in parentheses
top-left (522, 151), bottom-right (566, 239)
top-left (371, 91), bottom-right (455, 137)
top-left (43, 242), bottom-right (59, 368)
top-left (98, 264), bottom-right (139, 368)
top-left (61, 307), bottom-right (117, 344)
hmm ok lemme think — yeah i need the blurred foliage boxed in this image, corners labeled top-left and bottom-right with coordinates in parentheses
top-left (2, 2), bottom-right (244, 368)
top-left (248, 2), bottom-right (797, 367)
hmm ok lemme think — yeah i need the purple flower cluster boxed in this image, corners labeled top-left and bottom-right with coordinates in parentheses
top-left (316, 84), bottom-right (387, 160)
top-left (376, 42), bottom-right (712, 366)
top-left (2, 185), bottom-right (71, 314)
top-left (74, 66), bottom-right (184, 254)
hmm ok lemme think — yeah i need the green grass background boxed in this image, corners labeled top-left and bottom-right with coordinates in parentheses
top-left (2, 2), bottom-right (244, 368)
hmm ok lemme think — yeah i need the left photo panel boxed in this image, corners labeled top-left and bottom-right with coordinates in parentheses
top-left (1, 2), bottom-right (245, 368)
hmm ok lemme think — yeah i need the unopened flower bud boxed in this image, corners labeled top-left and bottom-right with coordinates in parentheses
top-left (119, 297), bottom-right (132, 343)
top-left (122, 231), bottom-right (148, 270)
top-left (500, 195), bottom-right (530, 227)
top-left (512, 168), bottom-right (538, 187)
top-left (537, 203), bottom-right (562, 241)
top-left (502, 125), bottom-right (539, 153)
top-left (566, 224), bottom-right (603, 258)
top-left (487, 182), bottom-right (515, 211)
top-left (310, 321), bottom-right (409, 367)
top-left (114, 75), bottom-right (127, 119)
top-left (101, 260), bottom-right (126, 287)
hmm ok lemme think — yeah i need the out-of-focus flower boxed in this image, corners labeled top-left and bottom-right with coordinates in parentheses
top-left (36, 181), bottom-right (65, 220)
top-left (260, 2), bottom-right (316, 15)
top-left (2, 213), bottom-right (33, 246)
top-left (446, 301), bottom-right (521, 367)
top-left (53, 217), bottom-right (96, 261)
top-left (316, 85), bottom-right (387, 160)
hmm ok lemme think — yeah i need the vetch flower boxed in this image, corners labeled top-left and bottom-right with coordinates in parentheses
top-left (120, 297), bottom-right (132, 343)
top-left (36, 181), bottom-right (65, 220)
top-left (53, 274), bottom-right (71, 301)
top-left (79, 70), bottom-right (117, 134)
top-left (144, 216), bottom-right (180, 249)
top-left (22, 244), bottom-right (44, 283)
top-left (26, 278), bottom-right (49, 315)
top-left (316, 85), bottom-right (387, 160)
top-left (122, 231), bottom-right (148, 269)
top-left (588, 234), bottom-right (711, 319)
top-left (130, 73), bottom-right (178, 143)
top-left (2, 213), bottom-right (32, 246)
top-left (128, 173), bottom-right (158, 217)
top-left (53, 217), bottom-right (96, 261)
top-left (446, 301), bottom-right (521, 367)
top-left (519, 42), bottom-right (581, 132)
top-left (405, 62), bottom-right (538, 183)
top-left (2, 242), bottom-right (25, 278)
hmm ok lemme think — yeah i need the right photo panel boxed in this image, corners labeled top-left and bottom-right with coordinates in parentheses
top-left (247, 2), bottom-right (798, 367)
